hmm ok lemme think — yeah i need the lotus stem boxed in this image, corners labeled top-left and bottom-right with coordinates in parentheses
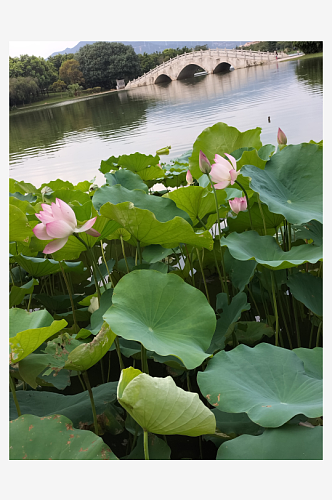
top-left (316, 321), bottom-right (322, 347)
top-left (196, 248), bottom-right (210, 304)
top-left (197, 216), bottom-right (224, 292)
top-left (120, 235), bottom-right (130, 273)
top-left (184, 244), bottom-right (195, 287)
top-left (257, 195), bottom-right (267, 235)
top-left (114, 337), bottom-right (125, 371)
top-left (58, 261), bottom-right (79, 333)
top-left (137, 240), bottom-right (143, 265)
top-left (82, 370), bottom-right (99, 435)
top-left (10, 373), bottom-right (21, 417)
top-left (141, 344), bottom-right (149, 374)
top-left (270, 271), bottom-right (281, 347)
top-left (143, 429), bottom-right (150, 460)
top-left (100, 240), bottom-right (115, 287)
top-left (309, 320), bottom-right (315, 349)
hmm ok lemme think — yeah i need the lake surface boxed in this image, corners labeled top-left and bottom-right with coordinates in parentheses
top-left (9, 55), bottom-right (323, 188)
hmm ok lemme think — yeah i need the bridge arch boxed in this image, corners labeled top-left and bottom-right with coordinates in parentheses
top-left (154, 74), bottom-right (172, 84)
top-left (177, 63), bottom-right (208, 80)
top-left (213, 62), bottom-right (232, 73)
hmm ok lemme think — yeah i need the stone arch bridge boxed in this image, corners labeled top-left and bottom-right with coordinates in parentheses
top-left (126, 48), bottom-right (287, 89)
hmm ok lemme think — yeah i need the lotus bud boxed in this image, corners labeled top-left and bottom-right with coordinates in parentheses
top-left (88, 296), bottom-right (100, 314)
top-left (186, 169), bottom-right (193, 185)
top-left (199, 150), bottom-right (211, 174)
top-left (89, 183), bottom-right (98, 192)
top-left (41, 186), bottom-right (52, 195)
top-left (229, 196), bottom-right (247, 214)
top-left (277, 128), bottom-right (287, 146)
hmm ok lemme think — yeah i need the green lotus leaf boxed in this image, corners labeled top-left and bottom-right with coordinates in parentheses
top-left (212, 408), bottom-right (263, 438)
top-left (117, 367), bottom-right (216, 436)
top-left (72, 200), bottom-right (98, 222)
top-left (100, 202), bottom-right (213, 250)
top-left (10, 381), bottom-right (118, 427)
top-left (10, 192), bottom-right (37, 203)
top-left (49, 188), bottom-right (91, 206)
top-left (104, 270), bottom-right (216, 369)
top-left (13, 255), bottom-right (85, 277)
top-left (293, 347), bottom-right (322, 380)
top-left (18, 353), bottom-right (73, 390)
top-left (64, 322), bottom-right (116, 372)
top-left (9, 204), bottom-right (34, 243)
top-left (9, 178), bottom-right (37, 195)
top-left (221, 231), bottom-right (322, 270)
top-left (93, 184), bottom-right (191, 224)
top-left (287, 273), bottom-right (322, 317)
top-left (9, 278), bottom-right (39, 308)
top-left (293, 220), bottom-right (322, 246)
top-left (40, 179), bottom-right (73, 191)
top-left (10, 308), bottom-right (54, 337)
top-left (224, 248), bottom-right (257, 292)
top-left (52, 217), bottom-right (121, 261)
top-left (74, 180), bottom-right (91, 192)
top-left (231, 321), bottom-right (275, 346)
top-left (84, 288), bottom-right (113, 335)
top-left (189, 122), bottom-right (262, 180)
top-left (142, 244), bottom-right (175, 263)
top-left (241, 144), bottom-right (322, 224)
top-left (208, 292), bottom-right (251, 353)
top-left (116, 152), bottom-right (160, 171)
top-left (105, 169), bottom-right (148, 192)
top-left (137, 166), bottom-right (165, 181)
top-left (9, 196), bottom-right (36, 215)
top-left (9, 414), bottom-right (118, 460)
top-left (123, 433), bottom-right (171, 460)
top-left (227, 202), bottom-right (284, 235)
top-left (164, 186), bottom-right (227, 225)
top-left (10, 315), bottom-right (67, 364)
top-left (197, 343), bottom-right (322, 427)
top-left (216, 425), bottom-right (322, 460)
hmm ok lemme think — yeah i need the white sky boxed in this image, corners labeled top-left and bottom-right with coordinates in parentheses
top-left (9, 41), bottom-right (81, 59)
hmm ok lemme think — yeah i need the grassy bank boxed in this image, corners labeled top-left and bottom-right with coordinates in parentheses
top-left (10, 89), bottom-right (117, 114)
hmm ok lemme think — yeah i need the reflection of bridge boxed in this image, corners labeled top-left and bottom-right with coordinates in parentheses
top-left (126, 49), bottom-right (287, 89)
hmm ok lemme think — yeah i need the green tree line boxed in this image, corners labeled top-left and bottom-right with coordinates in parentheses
top-left (9, 42), bottom-right (210, 107)
top-left (235, 41), bottom-right (323, 54)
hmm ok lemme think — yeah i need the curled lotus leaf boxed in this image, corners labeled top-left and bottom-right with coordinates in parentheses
top-left (117, 367), bottom-right (216, 436)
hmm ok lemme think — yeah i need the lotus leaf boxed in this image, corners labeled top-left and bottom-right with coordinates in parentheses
top-left (197, 343), bottom-right (322, 427)
top-left (10, 381), bottom-right (118, 426)
top-left (287, 273), bottom-right (322, 317)
top-left (9, 278), bottom-right (39, 308)
top-left (9, 414), bottom-right (118, 460)
top-left (93, 184), bottom-right (191, 224)
top-left (189, 122), bottom-right (262, 180)
top-left (224, 248), bottom-right (257, 291)
top-left (221, 231), bottom-right (322, 270)
top-left (9, 205), bottom-right (33, 243)
top-left (117, 367), bottom-right (216, 436)
top-left (104, 270), bottom-right (216, 369)
top-left (13, 255), bottom-right (85, 277)
top-left (64, 322), bottom-right (116, 371)
top-left (123, 433), bottom-right (171, 460)
top-left (105, 168), bottom-right (148, 192)
top-left (241, 144), bottom-right (322, 224)
top-left (216, 425), bottom-right (322, 460)
top-left (164, 186), bottom-right (227, 225)
top-left (100, 202), bottom-right (213, 250)
top-left (293, 347), bottom-right (322, 380)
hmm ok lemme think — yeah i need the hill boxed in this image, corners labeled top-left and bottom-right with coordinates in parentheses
top-left (48, 41), bottom-right (251, 58)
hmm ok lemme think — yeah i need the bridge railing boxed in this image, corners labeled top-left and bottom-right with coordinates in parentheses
top-left (127, 49), bottom-right (286, 85)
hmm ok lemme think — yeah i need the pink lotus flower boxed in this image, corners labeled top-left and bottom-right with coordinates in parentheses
top-left (277, 127), bottom-right (287, 145)
top-left (210, 153), bottom-right (239, 189)
top-left (186, 169), bottom-right (193, 184)
top-left (229, 196), bottom-right (247, 214)
top-left (33, 198), bottom-right (100, 254)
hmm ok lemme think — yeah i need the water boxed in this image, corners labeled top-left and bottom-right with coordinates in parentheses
top-left (9, 56), bottom-right (322, 187)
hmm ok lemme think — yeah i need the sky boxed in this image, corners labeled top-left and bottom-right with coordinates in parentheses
top-left (9, 41), bottom-right (81, 59)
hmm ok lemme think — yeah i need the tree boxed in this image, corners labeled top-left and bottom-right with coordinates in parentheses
top-left (59, 59), bottom-right (85, 85)
top-left (9, 76), bottom-right (39, 107)
top-left (194, 44), bottom-right (209, 51)
top-left (9, 55), bottom-right (58, 89)
top-left (75, 42), bottom-right (141, 89)
top-left (292, 41), bottom-right (323, 54)
top-left (51, 79), bottom-right (67, 97)
top-left (48, 53), bottom-right (74, 72)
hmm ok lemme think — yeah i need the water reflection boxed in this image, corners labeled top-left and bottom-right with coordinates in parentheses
top-left (9, 56), bottom-right (323, 186)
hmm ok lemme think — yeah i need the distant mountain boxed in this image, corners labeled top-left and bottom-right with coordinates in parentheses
top-left (47, 41), bottom-right (251, 58)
